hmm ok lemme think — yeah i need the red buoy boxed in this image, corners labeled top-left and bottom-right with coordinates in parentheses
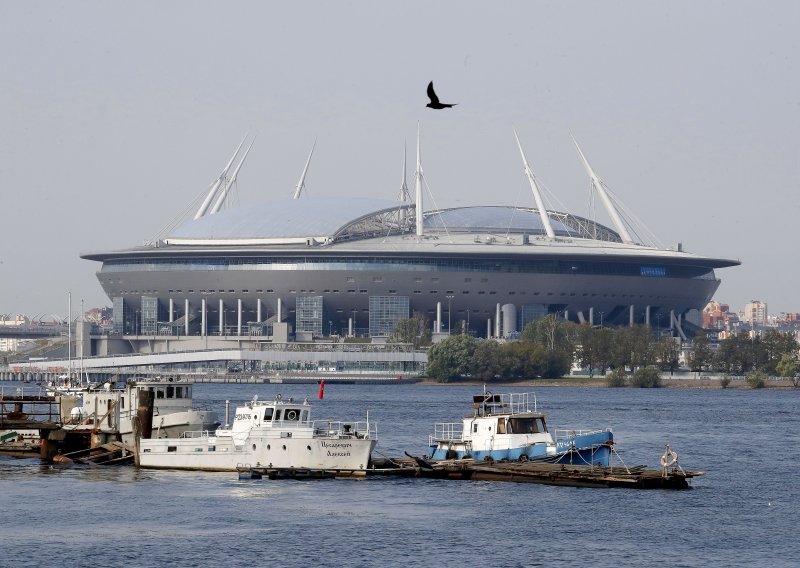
top-left (318, 380), bottom-right (325, 400)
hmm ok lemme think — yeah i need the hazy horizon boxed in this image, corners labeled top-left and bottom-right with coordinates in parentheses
top-left (1, 1), bottom-right (798, 318)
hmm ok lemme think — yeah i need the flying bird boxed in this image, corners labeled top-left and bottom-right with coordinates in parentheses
top-left (426, 81), bottom-right (457, 109)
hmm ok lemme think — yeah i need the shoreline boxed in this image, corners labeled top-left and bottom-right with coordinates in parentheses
top-left (417, 376), bottom-right (798, 389)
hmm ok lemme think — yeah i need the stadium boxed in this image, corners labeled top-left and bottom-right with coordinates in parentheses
top-left (80, 135), bottom-right (739, 353)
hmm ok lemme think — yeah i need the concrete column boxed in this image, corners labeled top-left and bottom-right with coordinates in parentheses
top-left (645, 305), bottom-right (651, 327)
top-left (277, 298), bottom-right (283, 322)
top-left (436, 302), bottom-right (442, 333)
top-left (670, 309), bottom-right (675, 331)
top-left (257, 298), bottom-right (262, 323)
top-left (201, 298), bottom-right (207, 337)
top-left (495, 303), bottom-right (501, 338)
top-left (564, 309), bottom-right (569, 321)
top-left (185, 299), bottom-right (190, 336)
top-left (629, 305), bottom-right (635, 327)
top-left (348, 317), bottom-right (353, 337)
top-left (487, 319), bottom-right (492, 339)
top-left (169, 298), bottom-right (174, 323)
top-left (237, 298), bottom-right (242, 336)
top-left (219, 299), bottom-right (224, 336)
top-left (589, 307), bottom-right (594, 327)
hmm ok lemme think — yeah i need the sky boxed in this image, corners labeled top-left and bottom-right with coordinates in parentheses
top-left (1, 1), bottom-right (798, 319)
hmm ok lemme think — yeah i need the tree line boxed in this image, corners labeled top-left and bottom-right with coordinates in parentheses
top-left (417, 315), bottom-right (800, 383)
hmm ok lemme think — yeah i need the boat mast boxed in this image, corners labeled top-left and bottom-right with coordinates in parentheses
top-left (67, 291), bottom-right (72, 383)
top-left (414, 124), bottom-right (424, 238)
top-left (514, 129), bottom-right (555, 239)
top-left (194, 135), bottom-right (248, 220)
top-left (210, 139), bottom-right (255, 214)
top-left (572, 138), bottom-right (634, 244)
top-left (292, 139), bottom-right (317, 199)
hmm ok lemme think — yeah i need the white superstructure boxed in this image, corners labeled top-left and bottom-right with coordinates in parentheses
top-left (137, 394), bottom-right (377, 472)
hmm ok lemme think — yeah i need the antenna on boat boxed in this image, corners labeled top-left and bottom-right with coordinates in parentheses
top-left (292, 138), bottom-right (317, 199)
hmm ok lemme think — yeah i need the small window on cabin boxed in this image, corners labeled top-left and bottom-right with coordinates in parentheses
top-left (166, 386), bottom-right (174, 398)
top-left (473, 424), bottom-right (478, 433)
top-left (274, 409), bottom-right (282, 421)
top-left (156, 388), bottom-right (165, 399)
top-left (175, 386), bottom-right (184, 398)
top-left (263, 408), bottom-right (274, 421)
top-left (497, 418), bottom-right (507, 434)
top-left (167, 446), bottom-right (177, 452)
top-left (284, 409), bottom-right (300, 421)
top-left (539, 418), bottom-right (548, 433)
top-left (301, 410), bottom-right (309, 422)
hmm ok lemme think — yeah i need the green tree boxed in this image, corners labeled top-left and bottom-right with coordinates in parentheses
top-left (761, 330), bottom-right (799, 375)
top-left (655, 337), bottom-right (681, 375)
top-left (425, 335), bottom-right (477, 382)
top-left (745, 370), bottom-right (767, 389)
top-left (470, 340), bottom-right (501, 381)
top-left (688, 333), bottom-right (712, 372)
top-left (776, 353), bottom-right (799, 387)
top-left (606, 368), bottom-right (628, 387)
top-left (630, 367), bottom-right (662, 388)
top-left (610, 325), bottom-right (655, 371)
top-left (391, 313), bottom-right (432, 348)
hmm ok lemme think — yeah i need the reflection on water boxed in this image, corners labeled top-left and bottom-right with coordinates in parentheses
top-left (1, 383), bottom-right (798, 568)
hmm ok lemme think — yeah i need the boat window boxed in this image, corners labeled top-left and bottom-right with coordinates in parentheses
top-left (300, 410), bottom-right (309, 422)
top-left (539, 418), bottom-right (548, 432)
top-left (497, 418), bottom-right (507, 434)
top-left (166, 386), bottom-right (175, 399)
top-left (473, 423), bottom-right (478, 433)
top-left (175, 386), bottom-right (184, 398)
top-left (508, 418), bottom-right (537, 434)
top-left (284, 409), bottom-right (300, 421)
top-left (155, 387), bottom-right (165, 399)
top-left (263, 408), bottom-right (274, 421)
top-left (274, 409), bottom-right (282, 421)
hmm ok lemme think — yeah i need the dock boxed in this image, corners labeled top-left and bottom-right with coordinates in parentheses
top-left (236, 456), bottom-right (703, 489)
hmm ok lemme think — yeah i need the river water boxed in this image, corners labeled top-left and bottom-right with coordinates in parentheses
top-left (1, 382), bottom-right (797, 568)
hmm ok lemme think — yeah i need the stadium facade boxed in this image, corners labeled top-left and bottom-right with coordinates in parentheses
top-left (81, 136), bottom-right (739, 353)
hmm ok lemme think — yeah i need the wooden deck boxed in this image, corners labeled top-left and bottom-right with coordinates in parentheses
top-left (236, 456), bottom-right (703, 489)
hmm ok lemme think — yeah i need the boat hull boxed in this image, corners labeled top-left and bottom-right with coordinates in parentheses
top-left (139, 430), bottom-right (376, 472)
top-left (430, 430), bottom-right (613, 466)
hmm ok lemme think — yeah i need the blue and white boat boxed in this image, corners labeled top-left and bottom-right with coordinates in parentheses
top-left (428, 391), bottom-right (613, 466)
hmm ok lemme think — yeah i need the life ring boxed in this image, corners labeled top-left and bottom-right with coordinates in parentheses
top-left (660, 446), bottom-right (678, 468)
top-left (286, 410), bottom-right (297, 420)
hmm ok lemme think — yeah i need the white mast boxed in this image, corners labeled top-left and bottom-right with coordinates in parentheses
top-left (292, 139), bottom-right (317, 199)
top-left (398, 142), bottom-right (411, 202)
top-left (210, 139), bottom-right (255, 214)
top-left (514, 129), bottom-right (555, 240)
top-left (572, 138), bottom-right (634, 245)
top-left (414, 124), bottom-right (424, 238)
top-left (80, 298), bottom-right (85, 385)
top-left (194, 135), bottom-right (248, 220)
top-left (67, 291), bottom-right (72, 383)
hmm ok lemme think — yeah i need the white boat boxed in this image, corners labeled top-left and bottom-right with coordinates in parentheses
top-left (64, 377), bottom-right (219, 445)
top-left (428, 391), bottom-right (613, 466)
top-left (137, 394), bottom-right (377, 473)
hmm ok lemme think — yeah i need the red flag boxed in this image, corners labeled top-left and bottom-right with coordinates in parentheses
top-left (318, 380), bottom-right (325, 400)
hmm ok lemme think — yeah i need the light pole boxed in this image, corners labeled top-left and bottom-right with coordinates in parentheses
top-left (599, 311), bottom-right (604, 329)
top-left (446, 295), bottom-right (454, 336)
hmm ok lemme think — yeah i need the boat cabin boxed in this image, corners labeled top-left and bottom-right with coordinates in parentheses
top-left (231, 395), bottom-right (311, 433)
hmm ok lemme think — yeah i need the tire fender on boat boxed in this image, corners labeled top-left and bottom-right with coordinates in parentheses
top-left (660, 445), bottom-right (678, 468)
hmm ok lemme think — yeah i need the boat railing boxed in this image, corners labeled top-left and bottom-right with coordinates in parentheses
top-left (179, 430), bottom-right (213, 439)
top-left (554, 428), bottom-right (612, 441)
top-left (311, 420), bottom-right (378, 440)
top-left (474, 392), bottom-right (538, 416)
top-left (430, 422), bottom-right (464, 444)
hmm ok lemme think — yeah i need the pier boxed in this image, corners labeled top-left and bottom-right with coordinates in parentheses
top-left (236, 456), bottom-right (703, 489)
